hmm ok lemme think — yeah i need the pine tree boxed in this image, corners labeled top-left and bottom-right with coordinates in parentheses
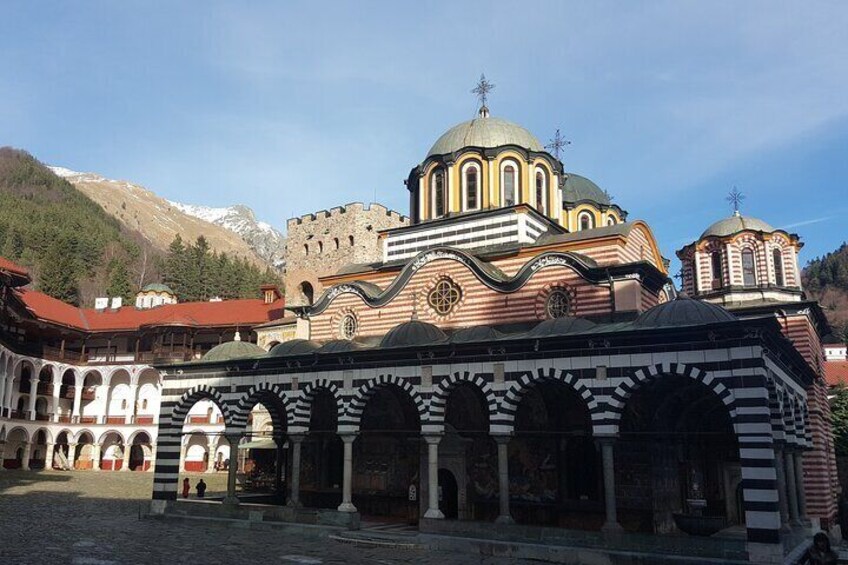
top-left (106, 258), bottom-right (134, 301)
top-left (2, 228), bottom-right (24, 260)
top-left (39, 236), bottom-right (80, 305)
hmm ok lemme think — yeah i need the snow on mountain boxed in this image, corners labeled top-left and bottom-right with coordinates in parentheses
top-left (169, 201), bottom-right (287, 270)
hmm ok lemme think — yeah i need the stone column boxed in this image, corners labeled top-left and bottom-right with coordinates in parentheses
top-left (68, 443), bottom-right (77, 470)
top-left (493, 434), bottom-right (513, 524)
top-left (337, 433), bottom-right (357, 513)
top-left (774, 445), bottom-right (790, 529)
top-left (27, 373), bottom-right (38, 420)
top-left (21, 441), bottom-right (32, 471)
top-left (125, 384), bottom-right (138, 424)
top-left (91, 443), bottom-right (101, 472)
top-left (206, 438), bottom-right (217, 473)
top-left (45, 442), bottom-right (55, 470)
top-left (223, 435), bottom-right (240, 505)
top-left (72, 377), bottom-right (82, 423)
top-left (51, 377), bottom-right (61, 422)
top-left (784, 448), bottom-right (801, 526)
top-left (121, 444), bottom-right (131, 472)
top-left (792, 450), bottom-right (809, 524)
top-left (423, 434), bottom-right (444, 519)
top-left (0, 440), bottom-right (6, 471)
top-left (147, 444), bottom-right (156, 472)
top-left (288, 434), bottom-right (305, 508)
top-left (179, 443), bottom-right (188, 473)
top-left (600, 439), bottom-right (623, 532)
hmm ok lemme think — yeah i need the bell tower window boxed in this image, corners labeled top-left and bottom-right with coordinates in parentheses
top-left (742, 249), bottom-right (757, 286)
top-left (462, 163), bottom-right (480, 211)
top-left (535, 169), bottom-right (547, 215)
top-left (773, 248), bottom-right (785, 286)
top-left (502, 163), bottom-right (517, 206)
top-left (578, 212), bottom-right (594, 231)
top-left (432, 170), bottom-right (446, 218)
top-left (710, 251), bottom-right (723, 289)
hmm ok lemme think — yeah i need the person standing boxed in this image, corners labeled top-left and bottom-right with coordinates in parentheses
top-left (181, 477), bottom-right (190, 499)
top-left (196, 478), bottom-right (207, 498)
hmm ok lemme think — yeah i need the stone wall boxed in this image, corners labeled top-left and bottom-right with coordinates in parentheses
top-left (284, 202), bottom-right (408, 306)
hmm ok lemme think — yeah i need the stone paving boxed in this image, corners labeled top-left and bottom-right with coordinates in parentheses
top-left (0, 470), bottom-right (519, 564)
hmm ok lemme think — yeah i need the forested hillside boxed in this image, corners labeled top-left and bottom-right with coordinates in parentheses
top-left (0, 147), bottom-right (281, 306)
top-left (803, 242), bottom-right (848, 336)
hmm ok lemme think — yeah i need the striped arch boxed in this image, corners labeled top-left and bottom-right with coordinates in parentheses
top-left (293, 379), bottom-right (343, 429)
top-left (494, 367), bottom-right (601, 435)
top-left (168, 385), bottom-right (231, 430)
top-left (606, 362), bottom-right (736, 435)
top-left (341, 374), bottom-right (426, 431)
top-left (428, 371), bottom-right (498, 432)
top-left (231, 382), bottom-right (293, 433)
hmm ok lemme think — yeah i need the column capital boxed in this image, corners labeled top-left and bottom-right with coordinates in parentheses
top-left (422, 433), bottom-right (443, 446)
top-left (338, 433), bottom-right (358, 444)
top-left (491, 433), bottom-right (512, 445)
top-left (287, 433), bottom-right (306, 444)
top-left (595, 436), bottom-right (618, 446)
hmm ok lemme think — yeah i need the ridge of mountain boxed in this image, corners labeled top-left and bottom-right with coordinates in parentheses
top-left (49, 167), bottom-right (286, 273)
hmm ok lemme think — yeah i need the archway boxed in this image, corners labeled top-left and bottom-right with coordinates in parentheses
top-left (106, 369), bottom-right (131, 424)
top-left (30, 429), bottom-right (50, 470)
top-left (236, 389), bottom-right (289, 504)
top-left (79, 371), bottom-right (102, 423)
top-left (55, 430), bottom-right (72, 470)
top-left (35, 365), bottom-right (54, 420)
top-left (354, 384), bottom-right (422, 523)
top-left (615, 375), bottom-right (740, 534)
top-left (299, 281), bottom-right (314, 306)
top-left (510, 380), bottom-right (600, 529)
top-left (99, 431), bottom-right (126, 471)
top-left (441, 381), bottom-right (496, 521)
top-left (4, 428), bottom-right (28, 469)
top-left (135, 369), bottom-right (160, 424)
top-left (129, 432), bottom-right (152, 471)
top-left (301, 388), bottom-right (343, 509)
top-left (74, 431), bottom-right (95, 470)
top-left (13, 360), bottom-right (34, 418)
top-left (58, 369), bottom-right (76, 423)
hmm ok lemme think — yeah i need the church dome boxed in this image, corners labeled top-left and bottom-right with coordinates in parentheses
top-left (268, 339), bottom-right (321, 357)
top-left (202, 340), bottom-right (265, 362)
top-left (141, 283), bottom-right (175, 295)
top-left (380, 320), bottom-right (447, 348)
top-left (448, 325), bottom-right (504, 343)
top-left (700, 213), bottom-right (776, 239)
top-left (634, 295), bottom-right (736, 328)
top-left (427, 116), bottom-right (544, 158)
top-left (527, 316), bottom-right (597, 337)
top-left (316, 339), bottom-right (367, 354)
top-left (562, 173), bottom-right (610, 205)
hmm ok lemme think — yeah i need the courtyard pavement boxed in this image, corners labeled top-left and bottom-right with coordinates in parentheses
top-left (0, 470), bottom-right (520, 564)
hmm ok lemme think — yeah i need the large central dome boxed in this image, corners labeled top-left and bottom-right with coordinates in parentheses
top-left (427, 115), bottom-right (544, 158)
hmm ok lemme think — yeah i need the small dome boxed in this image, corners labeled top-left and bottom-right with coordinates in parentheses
top-left (562, 173), bottom-right (610, 206)
top-left (202, 341), bottom-right (265, 362)
top-left (527, 316), bottom-right (597, 338)
top-left (380, 320), bottom-right (447, 348)
top-left (141, 283), bottom-right (175, 294)
top-left (700, 213), bottom-right (776, 239)
top-left (427, 116), bottom-right (543, 158)
top-left (634, 295), bottom-right (736, 328)
top-left (448, 325), bottom-right (504, 343)
top-left (316, 340), bottom-right (367, 354)
top-left (268, 339), bottom-right (321, 357)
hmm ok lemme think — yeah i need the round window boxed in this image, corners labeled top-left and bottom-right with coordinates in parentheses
top-left (545, 289), bottom-right (570, 319)
top-left (427, 278), bottom-right (462, 316)
top-left (339, 314), bottom-right (358, 340)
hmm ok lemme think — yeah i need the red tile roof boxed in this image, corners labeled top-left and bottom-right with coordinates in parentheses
top-left (824, 361), bottom-right (848, 387)
top-left (0, 257), bottom-right (29, 276)
top-left (14, 288), bottom-right (285, 333)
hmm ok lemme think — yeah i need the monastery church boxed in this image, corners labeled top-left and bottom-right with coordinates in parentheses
top-left (0, 86), bottom-right (838, 564)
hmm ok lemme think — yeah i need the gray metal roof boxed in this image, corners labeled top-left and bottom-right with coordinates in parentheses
top-left (700, 213), bottom-right (776, 239)
top-left (427, 116), bottom-right (543, 158)
top-left (562, 173), bottom-right (610, 205)
top-left (526, 316), bottom-right (598, 337)
top-left (634, 296), bottom-right (736, 328)
top-left (380, 320), bottom-right (447, 348)
top-left (202, 340), bottom-right (265, 362)
top-left (268, 339), bottom-right (320, 357)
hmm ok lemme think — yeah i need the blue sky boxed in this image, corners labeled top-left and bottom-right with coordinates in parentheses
top-left (2, 2), bottom-right (847, 273)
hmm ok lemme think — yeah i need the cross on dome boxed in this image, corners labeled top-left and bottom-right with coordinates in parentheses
top-left (545, 128), bottom-right (571, 160)
top-left (471, 74), bottom-right (495, 117)
top-left (726, 186), bottom-right (745, 216)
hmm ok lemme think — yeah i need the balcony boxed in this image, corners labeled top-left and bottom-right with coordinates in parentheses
top-left (36, 382), bottom-right (54, 396)
top-left (34, 412), bottom-right (50, 422)
top-left (188, 415), bottom-right (217, 425)
top-left (136, 415), bottom-right (154, 425)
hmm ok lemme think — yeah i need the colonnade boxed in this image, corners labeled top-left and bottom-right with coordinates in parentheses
top-left (0, 439), bottom-right (156, 472)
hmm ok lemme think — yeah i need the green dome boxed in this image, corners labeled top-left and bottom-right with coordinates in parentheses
top-left (141, 283), bottom-right (175, 294)
top-left (427, 116), bottom-right (543, 158)
top-left (268, 339), bottom-right (321, 356)
top-left (634, 295), bottom-right (736, 329)
top-left (700, 213), bottom-right (776, 239)
top-left (562, 173), bottom-right (610, 205)
top-left (381, 320), bottom-right (447, 348)
top-left (202, 340), bottom-right (265, 362)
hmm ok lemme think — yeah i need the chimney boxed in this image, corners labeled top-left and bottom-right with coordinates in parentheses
top-left (260, 284), bottom-right (282, 305)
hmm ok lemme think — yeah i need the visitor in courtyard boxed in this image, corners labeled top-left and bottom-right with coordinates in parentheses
top-left (196, 478), bottom-right (207, 498)
top-left (798, 532), bottom-right (838, 565)
top-left (181, 477), bottom-right (190, 498)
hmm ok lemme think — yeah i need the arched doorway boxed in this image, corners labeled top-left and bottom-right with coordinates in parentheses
top-left (616, 375), bottom-right (740, 534)
top-left (55, 431), bottom-right (72, 470)
top-left (511, 380), bottom-right (600, 529)
top-left (30, 429), bottom-right (50, 470)
top-left (4, 428), bottom-right (28, 469)
top-left (355, 385), bottom-right (421, 523)
top-left (129, 432), bottom-right (152, 471)
top-left (301, 389), bottom-right (343, 509)
top-left (75, 431), bottom-right (95, 470)
top-left (299, 281), bottom-right (314, 305)
top-left (438, 469), bottom-right (459, 519)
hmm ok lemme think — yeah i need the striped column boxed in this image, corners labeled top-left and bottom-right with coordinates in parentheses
top-left (151, 433), bottom-right (181, 501)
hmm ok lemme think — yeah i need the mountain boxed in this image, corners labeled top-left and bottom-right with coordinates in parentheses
top-left (803, 242), bottom-right (848, 336)
top-left (169, 202), bottom-right (286, 271)
top-left (50, 167), bottom-right (285, 273)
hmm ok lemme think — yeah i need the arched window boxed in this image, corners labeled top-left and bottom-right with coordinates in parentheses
top-left (502, 163), bottom-right (518, 206)
top-left (578, 212), bottom-right (594, 231)
top-left (318, 241), bottom-right (323, 254)
top-left (742, 249), bottom-right (757, 286)
top-left (432, 169), bottom-right (446, 217)
top-left (299, 281), bottom-right (314, 305)
top-left (142, 399), bottom-right (148, 410)
top-left (348, 235), bottom-right (354, 246)
top-left (710, 251), bottom-right (723, 289)
top-left (773, 248), bottom-right (785, 286)
top-left (607, 215), bottom-right (617, 226)
top-left (462, 162), bottom-right (480, 211)
top-left (333, 237), bottom-right (340, 250)
top-left (303, 244), bottom-right (309, 255)
top-left (535, 169), bottom-right (547, 215)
